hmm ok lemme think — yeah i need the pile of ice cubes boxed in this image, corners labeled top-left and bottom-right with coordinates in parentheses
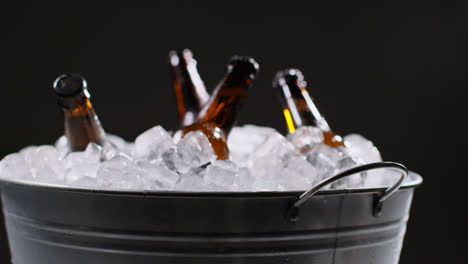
top-left (0, 125), bottom-right (406, 192)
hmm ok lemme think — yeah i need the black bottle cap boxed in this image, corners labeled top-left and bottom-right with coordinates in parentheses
top-left (273, 68), bottom-right (306, 90)
top-left (227, 56), bottom-right (260, 78)
top-left (53, 73), bottom-right (87, 97)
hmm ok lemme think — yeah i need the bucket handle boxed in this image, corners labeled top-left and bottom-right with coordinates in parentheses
top-left (287, 161), bottom-right (408, 222)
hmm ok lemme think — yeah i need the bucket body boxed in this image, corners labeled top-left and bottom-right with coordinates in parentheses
top-left (0, 174), bottom-right (421, 264)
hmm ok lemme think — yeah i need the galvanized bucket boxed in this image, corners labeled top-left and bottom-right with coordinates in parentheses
top-left (0, 162), bottom-right (422, 264)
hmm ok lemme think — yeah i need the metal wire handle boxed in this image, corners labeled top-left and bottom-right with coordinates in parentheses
top-left (287, 161), bottom-right (408, 222)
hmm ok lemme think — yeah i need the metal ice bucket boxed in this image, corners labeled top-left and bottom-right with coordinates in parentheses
top-left (0, 162), bottom-right (422, 264)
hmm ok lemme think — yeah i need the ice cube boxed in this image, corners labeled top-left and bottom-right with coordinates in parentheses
top-left (305, 144), bottom-right (344, 180)
top-left (101, 144), bottom-right (133, 161)
top-left (246, 131), bottom-right (316, 191)
top-left (279, 155), bottom-right (318, 190)
top-left (84, 142), bottom-right (103, 161)
top-left (329, 156), bottom-right (364, 189)
top-left (54, 135), bottom-right (69, 158)
top-left (107, 134), bottom-right (132, 152)
top-left (19, 146), bottom-right (38, 158)
top-left (163, 131), bottom-right (217, 174)
top-left (362, 167), bottom-right (401, 188)
top-left (136, 160), bottom-right (179, 190)
top-left (96, 155), bottom-right (145, 190)
top-left (287, 126), bottom-right (324, 152)
top-left (228, 125), bottom-right (277, 166)
top-left (63, 143), bottom-right (102, 182)
top-left (238, 167), bottom-right (255, 191)
top-left (64, 162), bottom-right (99, 182)
top-left (161, 146), bottom-right (177, 171)
top-left (1, 148), bottom-right (62, 184)
top-left (101, 146), bottom-right (119, 161)
top-left (22, 145), bottom-right (64, 179)
top-left (172, 130), bottom-right (183, 144)
top-left (175, 167), bottom-right (213, 191)
top-left (247, 131), bottom-right (297, 170)
top-left (102, 134), bottom-right (134, 160)
top-left (204, 160), bottom-right (239, 190)
top-left (0, 124), bottom-right (390, 192)
top-left (0, 153), bottom-right (31, 180)
top-left (30, 166), bottom-right (62, 184)
top-left (134, 126), bottom-right (173, 159)
top-left (344, 134), bottom-right (382, 164)
top-left (250, 154), bottom-right (317, 192)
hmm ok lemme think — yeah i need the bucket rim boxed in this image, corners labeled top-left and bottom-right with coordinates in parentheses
top-left (0, 172), bottom-right (422, 198)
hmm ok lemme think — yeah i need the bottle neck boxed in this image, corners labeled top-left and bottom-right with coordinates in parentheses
top-left (171, 54), bottom-right (209, 127)
top-left (58, 96), bottom-right (106, 151)
top-left (197, 73), bottom-right (250, 134)
top-left (278, 81), bottom-right (330, 133)
top-left (297, 90), bottom-right (331, 131)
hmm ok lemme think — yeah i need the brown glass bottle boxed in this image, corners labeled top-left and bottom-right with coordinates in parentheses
top-left (53, 73), bottom-right (106, 151)
top-left (273, 69), bottom-right (344, 147)
top-left (169, 49), bottom-right (210, 126)
top-left (182, 56), bottom-right (259, 160)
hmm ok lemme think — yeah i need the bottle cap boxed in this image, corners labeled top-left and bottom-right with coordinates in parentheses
top-left (53, 73), bottom-right (87, 97)
top-left (273, 68), bottom-right (306, 90)
top-left (228, 56), bottom-right (260, 78)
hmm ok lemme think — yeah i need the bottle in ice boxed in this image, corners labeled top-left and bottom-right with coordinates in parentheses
top-left (169, 49), bottom-right (210, 127)
top-left (53, 73), bottom-right (106, 151)
top-left (182, 56), bottom-right (259, 160)
top-left (273, 69), bottom-right (344, 147)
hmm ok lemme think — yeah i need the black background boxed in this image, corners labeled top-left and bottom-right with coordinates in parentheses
top-left (1, 2), bottom-right (466, 263)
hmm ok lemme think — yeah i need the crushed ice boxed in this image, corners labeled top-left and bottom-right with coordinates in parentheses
top-left (0, 125), bottom-right (416, 192)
